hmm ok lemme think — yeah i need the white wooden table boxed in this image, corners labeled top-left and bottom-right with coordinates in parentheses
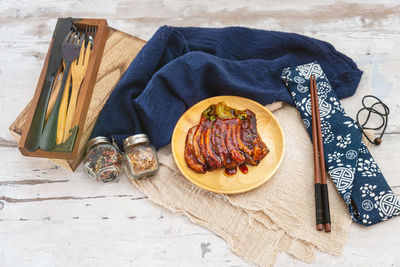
top-left (1, 1), bottom-right (399, 266)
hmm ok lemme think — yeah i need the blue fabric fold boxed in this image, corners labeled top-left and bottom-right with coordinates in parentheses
top-left (91, 26), bottom-right (363, 149)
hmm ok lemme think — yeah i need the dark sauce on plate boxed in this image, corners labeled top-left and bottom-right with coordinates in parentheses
top-left (224, 164), bottom-right (249, 176)
top-left (239, 164), bottom-right (248, 174)
top-left (224, 167), bottom-right (237, 176)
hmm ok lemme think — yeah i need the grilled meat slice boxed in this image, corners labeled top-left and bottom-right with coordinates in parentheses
top-left (239, 109), bottom-right (269, 164)
top-left (225, 118), bottom-right (246, 165)
top-left (192, 116), bottom-right (207, 166)
top-left (235, 122), bottom-right (257, 165)
top-left (184, 126), bottom-right (206, 173)
top-left (200, 119), bottom-right (222, 170)
top-left (212, 119), bottom-right (236, 169)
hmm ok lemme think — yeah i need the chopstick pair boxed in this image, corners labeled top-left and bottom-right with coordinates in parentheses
top-left (310, 75), bottom-right (331, 232)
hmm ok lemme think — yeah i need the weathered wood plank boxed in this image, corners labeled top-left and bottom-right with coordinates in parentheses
top-left (0, 208), bottom-right (249, 266)
top-left (1, 129), bottom-right (400, 265)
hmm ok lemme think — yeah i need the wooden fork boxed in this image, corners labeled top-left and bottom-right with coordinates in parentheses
top-left (63, 38), bottom-right (91, 142)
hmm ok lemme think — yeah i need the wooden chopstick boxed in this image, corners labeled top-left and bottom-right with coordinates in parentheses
top-left (310, 75), bottom-right (331, 232)
top-left (310, 75), bottom-right (324, 231)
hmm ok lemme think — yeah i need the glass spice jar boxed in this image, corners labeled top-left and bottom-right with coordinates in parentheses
top-left (123, 134), bottom-right (159, 180)
top-left (84, 136), bottom-right (123, 183)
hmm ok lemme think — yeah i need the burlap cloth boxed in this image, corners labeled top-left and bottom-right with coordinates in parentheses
top-left (130, 103), bottom-right (368, 266)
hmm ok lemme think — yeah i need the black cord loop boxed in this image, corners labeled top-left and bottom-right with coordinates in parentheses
top-left (356, 95), bottom-right (389, 145)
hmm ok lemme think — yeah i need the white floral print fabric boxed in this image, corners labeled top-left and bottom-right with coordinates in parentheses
top-left (281, 62), bottom-right (399, 225)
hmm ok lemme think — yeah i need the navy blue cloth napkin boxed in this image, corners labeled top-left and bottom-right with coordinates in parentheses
top-left (282, 62), bottom-right (400, 225)
top-left (91, 26), bottom-right (363, 149)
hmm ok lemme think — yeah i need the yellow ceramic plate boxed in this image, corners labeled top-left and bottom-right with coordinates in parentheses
top-left (171, 96), bottom-right (285, 194)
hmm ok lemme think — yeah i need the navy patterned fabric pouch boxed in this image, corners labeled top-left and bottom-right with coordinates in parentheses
top-left (281, 62), bottom-right (399, 225)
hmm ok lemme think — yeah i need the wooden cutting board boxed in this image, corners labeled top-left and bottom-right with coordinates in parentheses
top-left (9, 27), bottom-right (146, 171)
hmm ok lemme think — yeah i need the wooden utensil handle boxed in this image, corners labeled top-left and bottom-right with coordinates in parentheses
top-left (56, 69), bottom-right (71, 144)
top-left (63, 81), bottom-right (82, 142)
top-left (46, 65), bottom-right (64, 121)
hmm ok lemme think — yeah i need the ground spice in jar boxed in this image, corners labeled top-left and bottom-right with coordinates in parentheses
top-left (127, 145), bottom-right (157, 173)
top-left (123, 134), bottom-right (159, 180)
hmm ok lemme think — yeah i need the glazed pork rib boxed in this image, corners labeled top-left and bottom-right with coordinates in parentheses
top-left (184, 126), bottom-right (206, 173)
top-left (200, 119), bottom-right (222, 170)
top-left (184, 102), bottom-right (269, 174)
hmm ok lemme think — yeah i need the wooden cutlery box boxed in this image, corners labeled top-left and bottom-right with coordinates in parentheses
top-left (9, 18), bottom-right (147, 170)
